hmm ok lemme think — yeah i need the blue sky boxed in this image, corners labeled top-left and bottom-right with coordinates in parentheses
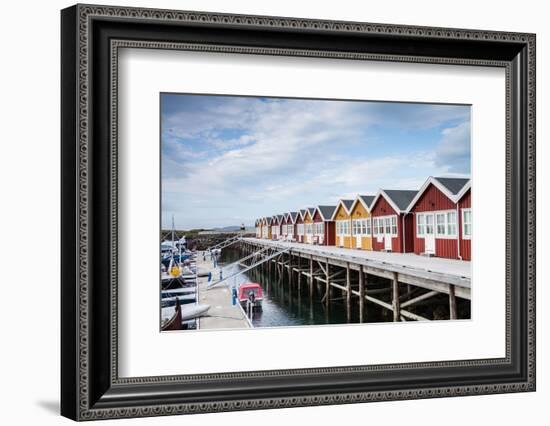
top-left (161, 94), bottom-right (470, 229)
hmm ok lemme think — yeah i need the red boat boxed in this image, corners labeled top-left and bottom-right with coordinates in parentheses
top-left (238, 283), bottom-right (263, 309)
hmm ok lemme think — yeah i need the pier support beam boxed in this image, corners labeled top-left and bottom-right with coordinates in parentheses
top-left (309, 254), bottom-right (313, 299)
top-left (359, 266), bottom-right (365, 323)
top-left (346, 262), bottom-right (351, 322)
top-left (324, 258), bottom-right (330, 308)
top-left (449, 284), bottom-right (457, 320)
top-left (392, 272), bottom-right (400, 322)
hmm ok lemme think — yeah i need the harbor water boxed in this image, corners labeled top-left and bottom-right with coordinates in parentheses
top-left (219, 247), bottom-right (389, 328)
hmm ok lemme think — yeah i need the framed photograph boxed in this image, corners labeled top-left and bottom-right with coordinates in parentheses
top-left (61, 4), bottom-right (536, 421)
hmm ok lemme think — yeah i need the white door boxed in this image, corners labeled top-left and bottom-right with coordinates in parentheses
top-left (424, 213), bottom-right (435, 253)
top-left (384, 217), bottom-right (392, 251)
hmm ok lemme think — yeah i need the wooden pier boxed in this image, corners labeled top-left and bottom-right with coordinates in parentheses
top-left (196, 251), bottom-right (251, 330)
top-left (240, 238), bottom-right (471, 322)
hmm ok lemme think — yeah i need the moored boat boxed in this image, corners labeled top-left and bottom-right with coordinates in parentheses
top-left (161, 294), bottom-right (196, 307)
top-left (238, 283), bottom-right (263, 310)
top-left (161, 303), bottom-right (211, 325)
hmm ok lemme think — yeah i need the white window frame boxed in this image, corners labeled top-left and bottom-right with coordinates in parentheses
top-left (462, 208), bottom-right (472, 239)
top-left (314, 222), bottom-right (324, 235)
top-left (373, 215), bottom-right (398, 237)
top-left (418, 209), bottom-right (458, 239)
top-left (416, 213), bottom-right (426, 236)
top-left (336, 220), bottom-right (350, 236)
top-left (306, 223), bottom-right (313, 235)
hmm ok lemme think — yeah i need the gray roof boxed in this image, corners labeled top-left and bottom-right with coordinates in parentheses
top-left (277, 214), bottom-right (284, 222)
top-left (289, 212), bottom-right (298, 222)
top-left (383, 190), bottom-right (418, 211)
top-left (434, 177), bottom-right (470, 195)
top-left (299, 209), bottom-right (307, 217)
top-left (317, 205), bottom-right (336, 221)
top-left (342, 199), bottom-right (354, 211)
top-left (307, 207), bottom-right (316, 217)
top-left (359, 195), bottom-right (375, 208)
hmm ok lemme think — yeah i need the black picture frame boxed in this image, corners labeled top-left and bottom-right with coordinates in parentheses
top-left (61, 4), bottom-right (536, 421)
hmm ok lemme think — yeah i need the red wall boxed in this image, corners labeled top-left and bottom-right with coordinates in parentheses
top-left (370, 196), bottom-right (413, 253)
top-left (312, 210), bottom-right (335, 245)
top-left (410, 183), bottom-right (464, 260)
top-left (458, 189), bottom-right (471, 260)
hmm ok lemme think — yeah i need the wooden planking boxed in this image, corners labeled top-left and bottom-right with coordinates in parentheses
top-left (246, 239), bottom-right (470, 290)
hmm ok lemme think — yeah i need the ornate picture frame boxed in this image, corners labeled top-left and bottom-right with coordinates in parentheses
top-left (61, 4), bottom-right (535, 420)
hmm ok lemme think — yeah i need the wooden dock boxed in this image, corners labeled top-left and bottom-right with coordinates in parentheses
top-left (196, 251), bottom-right (251, 330)
top-left (241, 238), bottom-right (471, 322)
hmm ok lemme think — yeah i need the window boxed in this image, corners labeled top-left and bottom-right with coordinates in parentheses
top-left (462, 208), bottom-right (472, 238)
top-left (427, 210), bottom-right (458, 238)
top-left (373, 218), bottom-right (378, 235)
top-left (385, 217), bottom-right (391, 234)
top-left (436, 213), bottom-right (446, 235)
top-left (417, 214), bottom-right (425, 236)
top-left (366, 219), bottom-right (371, 235)
top-left (288, 225), bottom-right (293, 236)
top-left (297, 224), bottom-right (304, 234)
top-left (391, 216), bottom-right (397, 235)
top-left (315, 222), bottom-right (324, 235)
top-left (447, 211), bottom-right (457, 236)
top-left (426, 214), bottom-right (434, 234)
top-left (306, 224), bottom-right (313, 234)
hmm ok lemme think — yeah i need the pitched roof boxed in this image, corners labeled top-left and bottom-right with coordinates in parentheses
top-left (316, 205), bottom-right (336, 221)
top-left (289, 211), bottom-right (299, 223)
top-left (434, 177), bottom-right (470, 195)
top-left (342, 199), bottom-right (354, 211)
top-left (330, 199), bottom-right (354, 220)
top-left (359, 195), bottom-right (375, 207)
top-left (298, 209), bottom-right (307, 220)
top-left (405, 176), bottom-right (471, 212)
top-left (307, 207), bottom-right (316, 217)
top-left (383, 190), bottom-right (418, 211)
top-left (276, 214), bottom-right (284, 223)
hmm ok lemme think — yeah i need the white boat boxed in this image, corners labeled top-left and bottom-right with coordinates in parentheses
top-left (161, 294), bottom-right (196, 307)
top-left (161, 287), bottom-right (196, 297)
top-left (161, 304), bottom-right (210, 323)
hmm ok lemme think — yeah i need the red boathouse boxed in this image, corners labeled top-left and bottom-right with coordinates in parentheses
top-left (369, 189), bottom-right (417, 253)
top-left (312, 205), bottom-right (336, 246)
top-left (406, 176), bottom-right (471, 260)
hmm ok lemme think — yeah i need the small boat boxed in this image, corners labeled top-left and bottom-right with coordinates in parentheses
top-left (238, 283), bottom-right (263, 309)
top-left (161, 275), bottom-right (196, 289)
top-left (161, 298), bottom-right (183, 331)
top-left (161, 287), bottom-right (196, 297)
top-left (161, 294), bottom-right (196, 307)
top-left (161, 303), bottom-right (210, 325)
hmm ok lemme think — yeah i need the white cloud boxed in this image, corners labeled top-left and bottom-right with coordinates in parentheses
top-left (434, 121), bottom-right (471, 173)
top-left (161, 96), bottom-right (470, 228)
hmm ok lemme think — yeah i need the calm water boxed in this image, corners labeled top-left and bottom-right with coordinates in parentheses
top-left (219, 247), bottom-right (388, 328)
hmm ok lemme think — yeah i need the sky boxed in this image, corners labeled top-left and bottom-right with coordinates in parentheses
top-left (161, 94), bottom-right (471, 230)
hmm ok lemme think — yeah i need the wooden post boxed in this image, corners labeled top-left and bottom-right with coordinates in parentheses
top-left (297, 257), bottom-right (302, 294)
top-left (309, 254), bottom-right (313, 299)
top-left (346, 262), bottom-right (351, 322)
top-left (392, 272), bottom-right (400, 322)
top-left (449, 284), bottom-right (457, 320)
top-left (288, 251), bottom-right (293, 285)
top-left (325, 258), bottom-right (330, 308)
top-left (359, 266), bottom-right (365, 323)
